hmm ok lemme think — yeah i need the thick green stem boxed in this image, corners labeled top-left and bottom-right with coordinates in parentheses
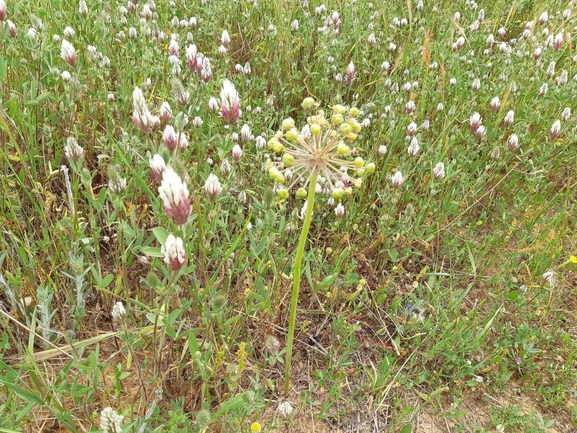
top-left (284, 170), bottom-right (319, 395)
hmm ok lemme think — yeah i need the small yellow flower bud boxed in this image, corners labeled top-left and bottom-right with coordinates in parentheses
top-left (302, 97), bottom-right (315, 109)
top-left (356, 167), bottom-right (365, 176)
top-left (285, 128), bottom-right (298, 141)
top-left (282, 153), bottom-right (295, 166)
top-left (340, 123), bottom-right (352, 135)
top-left (272, 142), bottom-right (284, 153)
top-left (354, 157), bottom-right (364, 168)
top-left (331, 113), bottom-right (344, 125)
top-left (296, 187), bottom-right (307, 198)
top-left (349, 107), bottom-right (360, 116)
top-left (274, 172), bottom-right (285, 184)
top-left (326, 247), bottom-right (333, 255)
top-left (267, 137), bottom-right (278, 149)
top-left (282, 117), bottom-right (295, 130)
top-left (310, 123), bottom-right (321, 135)
top-left (345, 187), bottom-right (353, 195)
top-left (337, 142), bottom-right (350, 155)
top-left (333, 104), bottom-right (347, 114)
top-left (352, 178), bottom-right (363, 187)
top-left (366, 162), bottom-right (376, 174)
top-left (251, 422), bottom-right (261, 433)
top-left (347, 132), bottom-right (358, 141)
top-left (277, 188), bottom-right (289, 199)
top-left (332, 188), bottom-right (344, 200)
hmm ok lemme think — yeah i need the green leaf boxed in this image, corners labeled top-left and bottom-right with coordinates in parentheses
top-left (0, 380), bottom-right (45, 406)
top-left (152, 226), bottom-right (169, 245)
top-left (399, 424), bottom-right (412, 433)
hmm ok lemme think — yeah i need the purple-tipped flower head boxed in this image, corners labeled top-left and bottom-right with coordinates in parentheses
top-left (158, 168), bottom-right (191, 225)
top-left (0, 0), bottom-right (7, 21)
top-left (149, 154), bottom-right (166, 182)
top-left (204, 173), bottom-right (223, 200)
top-left (61, 39), bottom-right (77, 67)
top-left (344, 61), bottom-right (355, 86)
top-left (550, 120), bottom-right (561, 139)
top-left (508, 134), bottom-right (519, 151)
top-left (220, 79), bottom-right (240, 125)
top-left (433, 162), bottom-right (445, 179)
top-left (161, 234), bottom-right (186, 271)
top-left (132, 87), bottom-right (160, 131)
top-left (391, 171), bottom-right (404, 188)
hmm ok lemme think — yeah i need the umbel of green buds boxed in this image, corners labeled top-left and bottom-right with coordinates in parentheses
top-left (266, 99), bottom-right (374, 198)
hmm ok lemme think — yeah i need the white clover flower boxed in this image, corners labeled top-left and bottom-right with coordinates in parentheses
top-left (220, 79), bottom-right (240, 124)
top-left (378, 145), bottom-right (387, 155)
top-left (63, 26), bottom-right (75, 38)
top-left (391, 171), bottom-right (404, 188)
top-left (503, 110), bottom-right (515, 127)
top-left (407, 137), bottom-right (420, 156)
top-left (221, 30), bottom-right (230, 46)
top-left (277, 401), bottom-right (294, 418)
top-left (433, 162), bottom-right (445, 179)
top-left (508, 134), bottom-right (519, 151)
top-left (159, 168), bottom-right (191, 225)
top-left (161, 234), bottom-right (186, 271)
top-left (64, 137), bottom-right (83, 162)
top-left (112, 302), bottom-right (126, 322)
top-left (62, 70), bottom-right (72, 82)
top-left (61, 39), bottom-right (77, 66)
top-left (208, 96), bottom-right (220, 112)
top-left (204, 173), bottom-right (223, 200)
top-left (149, 154), bottom-right (166, 182)
top-left (100, 407), bottom-right (123, 433)
top-left (334, 203), bottom-right (345, 217)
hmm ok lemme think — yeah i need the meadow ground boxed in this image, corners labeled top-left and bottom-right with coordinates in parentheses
top-left (0, 0), bottom-right (576, 432)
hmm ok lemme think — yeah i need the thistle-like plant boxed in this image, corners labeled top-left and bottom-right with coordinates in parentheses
top-left (266, 98), bottom-right (374, 394)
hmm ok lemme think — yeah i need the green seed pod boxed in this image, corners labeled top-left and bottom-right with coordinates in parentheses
top-left (282, 153), bottom-right (295, 166)
top-left (296, 187), bottom-right (307, 198)
top-left (354, 157), bottom-right (364, 168)
top-left (277, 188), bottom-right (289, 199)
top-left (285, 128), bottom-right (298, 141)
top-left (337, 142), bottom-right (350, 155)
top-left (282, 117), bottom-right (295, 130)
top-left (366, 162), bottom-right (376, 174)
top-left (340, 123), bottom-right (352, 135)
top-left (332, 188), bottom-right (344, 200)
top-left (302, 97), bottom-right (315, 109)
top-left (333, 104), bottom-right (347, 114)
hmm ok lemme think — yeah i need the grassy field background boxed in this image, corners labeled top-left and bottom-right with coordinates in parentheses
top-left (0, 0), bottom-right (576, 431)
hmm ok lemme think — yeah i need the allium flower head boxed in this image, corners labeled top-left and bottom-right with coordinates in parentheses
top-left (265, 100), bottom-right (373, 197)
top-left (158, 168), bottom-right (191, 225)
top-left (161, 234), bottom-right (186, 271)
top-left (220, 79), bottom-right (240, 125)
top-left (61, 39), bottom-right (77, 66)
top-left (100, 407), bottom-right (123, 433)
